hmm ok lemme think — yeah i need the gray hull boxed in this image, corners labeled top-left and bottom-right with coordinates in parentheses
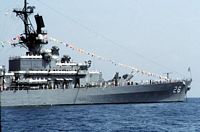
top-left (0, 81), bottom-right (191, 107)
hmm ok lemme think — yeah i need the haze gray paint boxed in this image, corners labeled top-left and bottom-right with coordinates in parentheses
top-left (1, 81), bottom-right (191, 107)
top-left (0, 0), bottom-right (199, 97)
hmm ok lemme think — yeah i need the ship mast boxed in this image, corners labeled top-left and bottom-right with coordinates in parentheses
top-left (24, 0), bottom-right (28, 39)
top-left (13, 0), bottom-right (48, 55)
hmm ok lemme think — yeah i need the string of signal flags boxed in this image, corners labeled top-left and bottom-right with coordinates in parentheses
top-left (0, 36), bottom-right (167, 80)
top-left (49, 37), bottom-right (168, 80)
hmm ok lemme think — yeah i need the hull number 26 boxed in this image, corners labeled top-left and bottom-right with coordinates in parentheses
top-left (173, 86), bottom-right (182, 94)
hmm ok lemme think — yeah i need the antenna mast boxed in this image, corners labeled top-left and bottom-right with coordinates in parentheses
top-left (13, 0), bottom-right (48, 55)
top-left (24, 0), bottom-right (28, 38)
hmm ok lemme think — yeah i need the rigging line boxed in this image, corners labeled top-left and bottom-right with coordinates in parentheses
top-left (37, 0), bottom-right (186, 77)
top-left (0, 0), bottom-right (18, 12)
top-left (0, 19), bottom-right (22, 55)
top-left (0, 6), bottom-right (12, 13)
top-left (49, 37), bottom-right (168, 80)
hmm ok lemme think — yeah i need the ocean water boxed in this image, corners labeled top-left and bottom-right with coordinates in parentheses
top-left (1, 98), bottom-right (200, 132)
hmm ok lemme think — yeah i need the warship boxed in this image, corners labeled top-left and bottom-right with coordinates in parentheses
top-left (0, 0), bottom-right (192, 107)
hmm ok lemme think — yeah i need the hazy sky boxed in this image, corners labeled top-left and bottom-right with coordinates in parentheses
top-left (0, 0), bottom-right (200, 97)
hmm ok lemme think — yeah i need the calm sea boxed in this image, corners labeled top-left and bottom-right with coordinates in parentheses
top-left (1, 98), bottom-right (200, 132)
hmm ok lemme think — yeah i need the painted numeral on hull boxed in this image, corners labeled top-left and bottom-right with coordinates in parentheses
top-left (173, 86), bottom-right (182, 94)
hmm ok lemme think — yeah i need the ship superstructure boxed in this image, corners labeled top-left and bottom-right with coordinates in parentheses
top-left (5, 0), bottom-right (98, 91)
